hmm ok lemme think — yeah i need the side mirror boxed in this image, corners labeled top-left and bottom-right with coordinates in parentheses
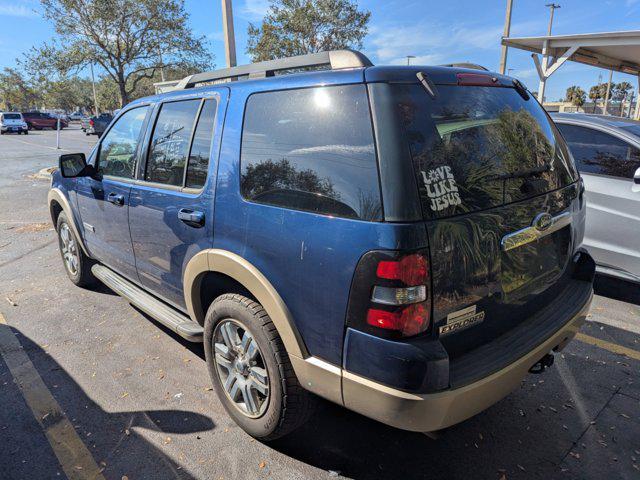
top-left (635, 166), bottom-right (640, 185)
top-left (59, 153), bottom-right (93, 178)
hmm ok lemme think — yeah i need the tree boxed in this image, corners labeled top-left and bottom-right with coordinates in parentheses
top-left (247, 0), bottom-right (370, 62)
top-left (614, 81), bottom-right (633, 102)
top-left (589, 83), bottom-right (608, 103)
top-left (23, 0), bottom-right (213, 108)
top-left (565, 85), bottom-right (586, 106)
top-left (0, 68), bottom-right (40, 111)
top-left (41, 77), bottom-right (95, 112)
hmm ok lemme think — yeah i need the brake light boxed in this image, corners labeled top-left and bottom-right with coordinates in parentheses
top-left (456, 73), bottom-right (499, 87)
top-left (366, 302), bottom-right (430, 337)
top-left (376, 254), bottom-right (428, 286)
top-left (89, 119), bottom-right (94, 126)
top-left (346, 250), bottom-right (432, 339)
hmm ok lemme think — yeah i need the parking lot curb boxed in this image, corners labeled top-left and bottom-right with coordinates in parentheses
top-left (34, 166), bottom-right (56, 180)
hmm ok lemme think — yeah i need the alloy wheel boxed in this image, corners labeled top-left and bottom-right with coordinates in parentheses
top-left (59, 223), bottom-right (79, 276)
top-left (213, 319), bottom-right (270, 418)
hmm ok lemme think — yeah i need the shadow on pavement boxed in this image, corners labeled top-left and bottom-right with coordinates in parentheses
top-left (0, 324), bottom-right (214, 480)
top-left (594, 274), bottom-right (640, 306)
top-left (269, 321), bottom-right (640, 480)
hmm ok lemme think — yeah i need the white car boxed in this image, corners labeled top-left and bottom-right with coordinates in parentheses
top-left (0, 112), bottom-right (28, 135)
top-left (552, 113), bottom-right (640, 282)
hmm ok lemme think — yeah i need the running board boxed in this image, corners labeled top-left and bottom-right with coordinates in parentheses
top-left (92, 264), bottom-right (204, 342)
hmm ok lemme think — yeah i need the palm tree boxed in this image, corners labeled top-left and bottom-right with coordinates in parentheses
top-left (565, 86), bottom-right (586, 107)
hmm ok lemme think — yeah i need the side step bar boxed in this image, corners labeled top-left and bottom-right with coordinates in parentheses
top-left (92, 264), bottom-right (204, 342)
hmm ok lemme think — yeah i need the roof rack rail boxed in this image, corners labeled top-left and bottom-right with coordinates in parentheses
top-left (440, 62), bottom-right (489, 71)
top-left (174, 49), bottom-right (373, 90)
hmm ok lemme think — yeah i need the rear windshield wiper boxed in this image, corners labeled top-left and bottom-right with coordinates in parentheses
top-left (491, 163), bottom-right (552, 181)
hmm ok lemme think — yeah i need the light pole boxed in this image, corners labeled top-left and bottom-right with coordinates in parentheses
top-left (89, 62), bottom-right (99, 116)
top-left (406, 55), bottom-right (416, 66)
top-left (221, 0), bottom-right (237, 68)
top-left (498, 0), bottom-right (514, 75)
top-left (545, 3), bottom-right (561, 36)
top-left (538, 3), bottom-right (561, 103)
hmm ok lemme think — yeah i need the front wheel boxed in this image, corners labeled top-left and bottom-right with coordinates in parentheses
top-left (204, 294), bottom-right (315, 440)
top-left (56, 212), bottom-right (96, 287)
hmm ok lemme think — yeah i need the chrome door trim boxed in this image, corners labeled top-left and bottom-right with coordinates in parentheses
top-left (501, 212), bottom-right (572, 252)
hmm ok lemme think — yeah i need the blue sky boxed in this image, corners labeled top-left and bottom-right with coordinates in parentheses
top-left (0, 0), bottom-right (638, 101)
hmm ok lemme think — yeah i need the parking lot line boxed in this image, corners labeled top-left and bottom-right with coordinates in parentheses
top-left (0, 312), bottom-right (106, 480)
top-left (1, 135), bottom-right (72, 152)
top-left (575, 332), bottom-right (640, 361)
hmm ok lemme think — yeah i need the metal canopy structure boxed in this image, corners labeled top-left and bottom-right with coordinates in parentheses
top-left (502, 30), bottom-right (640, 118)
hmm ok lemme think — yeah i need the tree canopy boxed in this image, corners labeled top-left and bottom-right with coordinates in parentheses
top-left (565, 85), bottom-right (586, 106)
top-left (247, 0), bottom-right (370, 62)
top-left (23, 0), bottom-right (213, 107)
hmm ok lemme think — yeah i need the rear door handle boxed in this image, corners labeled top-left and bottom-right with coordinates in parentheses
top-left (178, 208), bottom-right (205, 228)
top-left (107, 192), bottom-right (125, 206)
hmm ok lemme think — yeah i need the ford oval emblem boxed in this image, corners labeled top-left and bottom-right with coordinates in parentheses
top-left (533, 212), bottom-right (553, 231)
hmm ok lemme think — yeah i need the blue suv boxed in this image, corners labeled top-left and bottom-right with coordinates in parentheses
top-left (49, 50), bottom-right (595, 439)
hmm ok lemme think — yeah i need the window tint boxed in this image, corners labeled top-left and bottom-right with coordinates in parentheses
top-left (186, 99), bottom-right (217, 189)
top-left (392, 85), bottom-right (577, 219)
top-left (240, 85), bottom-right (381, 221)
top-left (557, 124), bottom-right (640, 178)
top-left (98, 106), bottom-right (148, 178)
top-left (146, 99), bottom-right (201, 186)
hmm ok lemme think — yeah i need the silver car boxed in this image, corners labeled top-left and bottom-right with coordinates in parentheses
top-left (552, 113), bottom-right (640, 282)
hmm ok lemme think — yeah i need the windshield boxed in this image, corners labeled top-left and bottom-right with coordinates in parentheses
top-left (3, 113), bottom-right (21, 120)
top-left (392, 84), bottom-right (578, 219)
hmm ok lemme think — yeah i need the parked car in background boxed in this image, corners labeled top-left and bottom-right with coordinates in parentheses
top-left (22, 111), bottom-right (68, 130)
top-left (69, 111), bottom-right (86, 121)
top-left (80, 116), bottom-right (91, 132)
top-left (0, 112), bottom-right (28, 135)
top-left (50, 50), bottom-right (594, 440)
top-left (552, 113), bottom-right (640, 283)
top-left (86, 112), bottom-right (113, 137)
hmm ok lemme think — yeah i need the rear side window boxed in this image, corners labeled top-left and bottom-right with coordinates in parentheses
top-left (186, 99), bottom-right (217, 189)
top-left (556, 123), bottom-right (640, 179)
top-left (146, 99), bottom-right (201, 186)
top-left (240, 85), bottom-right (381, 221)
top-left (392, 85), bottom-right (578, 219)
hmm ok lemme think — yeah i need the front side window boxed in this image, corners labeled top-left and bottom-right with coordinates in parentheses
top-left (240, 85), bottom-right (381, 221)
top-left (556, 123), bottom-right (640, 179)
top-left (146, 99), bottom-right (201, 186)
top-left (97, 106), bottom-right (149, 178)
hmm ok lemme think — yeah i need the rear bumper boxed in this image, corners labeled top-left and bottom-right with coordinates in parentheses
top-left (340, 290), bottom-right (592, 431)
top-left (291, 287), bottom-right (592, 432)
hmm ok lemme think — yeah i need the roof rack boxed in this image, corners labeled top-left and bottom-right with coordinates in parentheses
top-left (174, 49), bottom-right (373, 90)
top-left (440, 62), bottom-right (489, 71)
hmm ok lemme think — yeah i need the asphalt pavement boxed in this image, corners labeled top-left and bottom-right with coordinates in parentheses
top-left (0, 127), bottom-right (638, 480)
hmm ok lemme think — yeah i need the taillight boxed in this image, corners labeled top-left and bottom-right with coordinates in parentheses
top-left (346, 250), bottom-right (431, 339)
top-left (89, 119), bottom-right (94, 126)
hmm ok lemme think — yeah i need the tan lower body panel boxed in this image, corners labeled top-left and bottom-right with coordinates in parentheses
top-left (294, 292), bottom-right (592, 432)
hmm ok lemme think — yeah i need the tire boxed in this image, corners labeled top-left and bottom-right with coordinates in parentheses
top-left (24, 131), bottom-right (28, 135)
top-left (56, 211), bottom-right (96, 288)
top-left (204, 294), bottom-right (315, 440)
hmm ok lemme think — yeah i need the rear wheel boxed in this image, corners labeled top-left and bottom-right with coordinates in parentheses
top-left (204, 294), bottom-right (314, 440)
top-left (56, 212), bottom-right (96, 287)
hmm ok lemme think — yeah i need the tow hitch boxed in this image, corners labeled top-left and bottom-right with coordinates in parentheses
top-left (529, 352), bottom-right (554, 374)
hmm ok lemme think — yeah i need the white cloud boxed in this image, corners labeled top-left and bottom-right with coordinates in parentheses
top-left (239, 0), bottom-right (270, 21)
top-left (367, 21), bottom-right (506, 67)
top-left (0, 4), bottom-right (36, 17)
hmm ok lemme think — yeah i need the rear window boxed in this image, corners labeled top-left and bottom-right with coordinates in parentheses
top-left (3, 113), bottom-right (21, 120)
top-left (240, 85), bottom-right (381, 221)
top-left (392, 84), bottom-right (578, 219)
